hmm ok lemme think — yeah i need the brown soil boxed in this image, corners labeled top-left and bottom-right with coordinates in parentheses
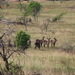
top-left (44, 6), bottom-right (53, 9)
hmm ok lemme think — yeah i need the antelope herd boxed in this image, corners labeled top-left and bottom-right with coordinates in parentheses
top-left (34, 36), bottom-right (57, 49)
top-left (7, 36), bottom-right (57, 50)
top-left (0, 33), bottom-right (57, 50)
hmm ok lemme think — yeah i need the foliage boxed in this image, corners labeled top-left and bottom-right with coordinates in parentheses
top-left (16, 2), bottom-right (29, 12)
top-left (17, 3), bottom-right (30, 26)
top-left (5, 2), bottom-right (10, 7)
top-left (22, 3), bottom-right (28, 11)
top-left (18, 11), bottom-right (29, 25)
top-left (0, 15), bottom-right (3, 21)
top-left (16, 2), bottom-right (23, 11)
top-left (15, 30), bottom-right (30, 50)
top-left (22, 6), bottom-right (30, 16)
top-left (27, 1), bottom-right (42, 21)
top-left (9, 63), bottom-right (24, 75)
top-left (0, 12), bottom-right (4, 21)
top-left (52, 12), bottom-right (67, 22)
top-left (0, 63), bottom-right (24, 75)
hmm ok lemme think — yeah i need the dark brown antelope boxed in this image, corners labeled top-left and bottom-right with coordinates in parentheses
top-left (0, 5), bottom-right (2, 9)
top-left (43, 38), bottom-right (51, 48)
top-left (34, 36), bottom-right (46, 49)
top-left (39, 36), bottom-right (45, 47)
top-left (34, 39), bottom-right (40, 49)
top-left (51, 38), bottom-right (57, 47)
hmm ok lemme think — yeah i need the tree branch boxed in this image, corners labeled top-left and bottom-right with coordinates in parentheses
top-left (7, 49), bottom-right (22, 59)
top-left (0, 52), bottom-right (2, 57)
top-left (7, 51), bottom-right (14, 59)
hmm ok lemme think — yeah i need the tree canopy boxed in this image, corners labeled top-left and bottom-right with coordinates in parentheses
top-left (27, 1), bottom-right (42, 21)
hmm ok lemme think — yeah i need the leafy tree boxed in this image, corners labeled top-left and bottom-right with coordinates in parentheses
top-left (0, 30), bottom-right (29, 72)
top-left (15, 30), bottom-right (30, 50)
top-left (18, 11), bottom-right (29, 31)
top-left (22, 6), bottom-right (30, 25)
top-left (22, 11), bottom-right (29, 30)
top-left (28, 1), bottom-right (42, 21)
top-left (22, 3), bottom-right (28, 11)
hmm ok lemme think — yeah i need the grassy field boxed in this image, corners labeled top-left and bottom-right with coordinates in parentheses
top-left (0, 1), bottom-right (75, 75)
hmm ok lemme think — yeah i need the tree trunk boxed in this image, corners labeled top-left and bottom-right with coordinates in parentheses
top-left (33, 14), bottom-right (38, 22)
top-left (23, 16), bottom-right (27, 31)
top-left (19, 2), bottom-right (22, 12)
top-left (3, 54), bottom-right (9, 71)
top-left (1, 42), bottom-right (9, 71)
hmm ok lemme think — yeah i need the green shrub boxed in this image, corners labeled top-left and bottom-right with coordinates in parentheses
top-left (15, 30), bottom-right (30, 50)
top-left (52, 12), bottom-right (67, 22)
top-left (5, 2), bottom-right (10, 7)
top-left (0, 64), bottom-right (24, 75)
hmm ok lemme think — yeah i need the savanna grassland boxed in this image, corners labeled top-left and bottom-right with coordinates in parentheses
top-left (0, 1), bottom-right (75, 75)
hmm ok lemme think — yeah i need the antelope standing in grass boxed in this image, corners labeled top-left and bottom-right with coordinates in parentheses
top-left (34, 36), bottom-right (46, 49)
top-left (34, 39), bottom-right (40, 49)
top-left (39, 36), bottom-right (45, 47)
top-left (43, 38), bottom-right (51, 48)
top-left (51, 38), bottom-right (57, 47)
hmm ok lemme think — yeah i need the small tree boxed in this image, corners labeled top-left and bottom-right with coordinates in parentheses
top-left (28, 1), bottom-right (42, 21)
top-left (40, 18), bottom-right (50, 32)
top-left (15, 30), bottom-right (30, 50)
top-left (0, 23), bottom-right (30, 73)
top-left (18, 4), bottom-right (30, 30)
top-left (22, 9), bottom-right (30, 30)
top-left (0, 35), bottom-right (21, 71)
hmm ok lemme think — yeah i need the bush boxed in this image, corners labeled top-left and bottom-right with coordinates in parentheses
top-left (60, 42), bottom-right (74, 53)
top-left (9, 64), bottom-right (24, 75)
top-left (52, 12), bottom-right (67, 22)
top-left (15, 30), bottom-right (30, 50)
top-left (0, 64), bottom-right (24, 75)
top-left (5, 2), bottom-right (10, 7)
